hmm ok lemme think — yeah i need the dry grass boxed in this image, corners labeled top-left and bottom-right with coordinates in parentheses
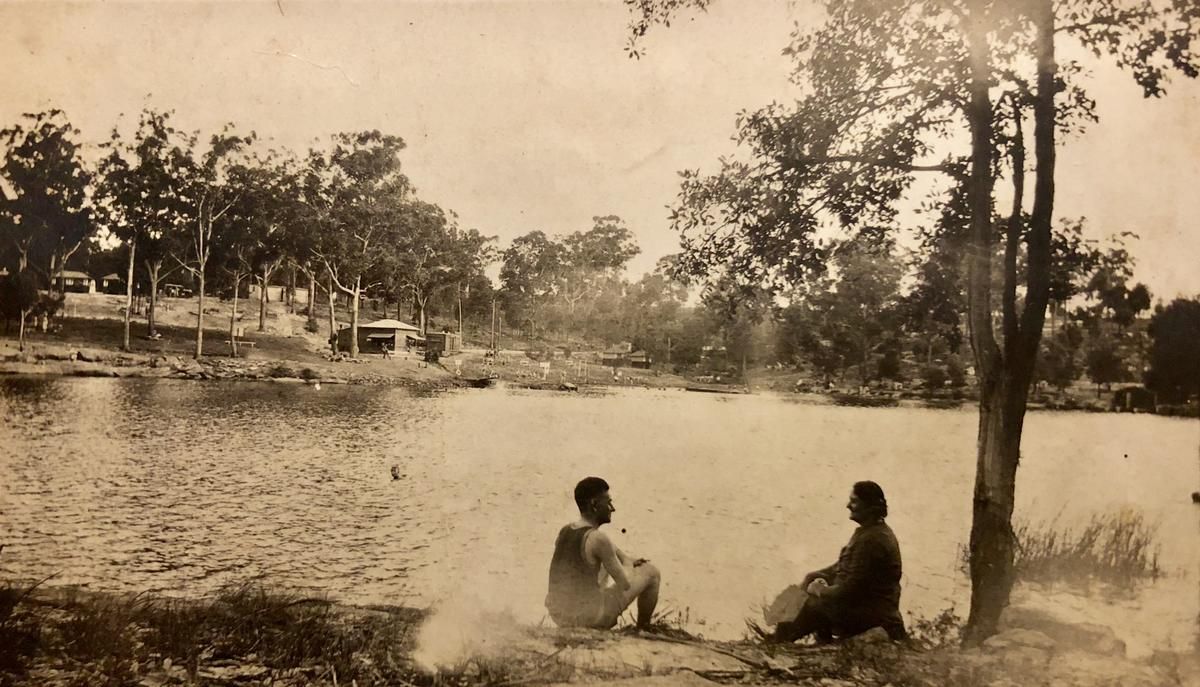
top-left (0, 581), bottom-right (433, 686)
top-left (1013, 509), bottom-right (1163, 589)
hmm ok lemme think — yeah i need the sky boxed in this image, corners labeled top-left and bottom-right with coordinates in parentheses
top-left (2, 0), bottom-right (1198, 301)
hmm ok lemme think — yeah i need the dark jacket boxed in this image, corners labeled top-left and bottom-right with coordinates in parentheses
top-left (818, 520), bottom-right (905, 637)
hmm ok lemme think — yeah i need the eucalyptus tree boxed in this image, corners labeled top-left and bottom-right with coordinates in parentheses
top-left (626, 0), bottom-right (1198, 640)
top-left (95, 109), bottom-right (192, 347)
top-left (0, 110), bottom-right (92, 348)
top-left (498, 230), bottom-right (569, 339)
top-left (170, 127), bottom-right (255, 358)
top-left (309, 131), bottom-right (410, 357)
top-left (248, 153), bottom-right (299, 332)
top-left (559, 215), bottom-right (641, 327)
top-left (212, 156), bottom-right (290, 355)
top-left (384, 201), bottom-right (495, 336)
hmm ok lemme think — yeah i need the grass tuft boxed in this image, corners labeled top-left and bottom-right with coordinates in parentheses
top-left (1013, 508), bottom-right (1162, 589)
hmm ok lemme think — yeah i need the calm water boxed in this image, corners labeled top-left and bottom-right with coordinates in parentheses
top-left (0, 377), bottom-right (1196, 655)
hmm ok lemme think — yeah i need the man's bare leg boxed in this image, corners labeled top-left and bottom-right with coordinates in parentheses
top-left (601, 562), bottom-right (661, 628)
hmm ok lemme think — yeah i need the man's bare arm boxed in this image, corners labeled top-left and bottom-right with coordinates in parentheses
top-left (591, 531), bottom-right (633, 592)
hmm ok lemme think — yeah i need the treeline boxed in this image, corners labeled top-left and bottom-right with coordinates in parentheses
top-left (0, 108), bottom-right (732, 366)
top-left (0, 109), bottom-right (493, 358)
top-left (691, 225), bottom-right (1198, 404)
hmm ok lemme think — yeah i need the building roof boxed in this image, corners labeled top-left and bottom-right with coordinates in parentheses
top-left (60, 270), bottom-right (91, 279)
top-left (101, 273), bottom-right (122, 280)
top-left (359, 318), bottom-right (420, 331)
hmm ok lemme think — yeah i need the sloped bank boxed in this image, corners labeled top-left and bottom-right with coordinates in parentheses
top-left (0, 344), bottom-right (466, 391)
top-left (1, 584), bottom-right (1193, 687)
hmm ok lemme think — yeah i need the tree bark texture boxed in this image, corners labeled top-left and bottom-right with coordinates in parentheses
top-left (124, 241), bottom-right (136, 352)
top-left (349, 276), bottom-right (361, 358)
top-left (326, 272), bottom-right (338, 354)
top-left (259, 267), bottom-right (269, 332)
top-left (194, 271), bottom-right (205, 359)
top-left (147, 261), bottom-right (161, 337)
top-left (230, 274), bottom-right (242, 357)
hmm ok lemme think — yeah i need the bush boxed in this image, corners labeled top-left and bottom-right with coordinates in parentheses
top-left (922, 364), bottom-right (947, 390)
top-left (298, 367), bottom-right (320, 381)
top-left (268, 363), bottom-right (297, 378)
top-left (304, 318), bottom-right (320, 334)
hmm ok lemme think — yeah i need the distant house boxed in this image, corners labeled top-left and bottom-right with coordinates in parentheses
top-left (1111, 386), bottom-right (1157, 413)
top-left (424, 331), bottom-right (462, 355)
top-left (629, 350), bottom-right (652, 369)
top-left (56, 270), bottom-right (94, 293)
top-left (98, 273), bottom-right (125, 294)
top-left (162, 283), bottom-right (194, 298)
top-left (337, 318), bottom-right (423, 353)
top-left (600, 342), bottom-right (634, 367)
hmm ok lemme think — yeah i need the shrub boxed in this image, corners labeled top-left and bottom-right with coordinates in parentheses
top-left (304, 318), bottom-right (320, 334)
top-left (268, 363), bottom-right (296, 378)
top-left (922, 364), bottom-right (947, 390)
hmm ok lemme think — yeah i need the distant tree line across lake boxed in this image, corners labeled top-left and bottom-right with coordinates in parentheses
top-left (0, 106), bottom-right (1197, 405)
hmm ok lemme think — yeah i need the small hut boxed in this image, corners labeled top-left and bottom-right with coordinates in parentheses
top-left (337, 318), bottom-right (423, 354)
top-left (425, 331), bottom-right (462, 355)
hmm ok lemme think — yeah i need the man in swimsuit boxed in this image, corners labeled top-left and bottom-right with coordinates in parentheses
top-left (772, 480), bottom-right (907, 643)
top-left (545, 476), bottom-right (661, 629)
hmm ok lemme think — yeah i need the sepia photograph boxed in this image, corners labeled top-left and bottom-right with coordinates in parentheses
top-left (1, 1), bottom-right (1198, 685)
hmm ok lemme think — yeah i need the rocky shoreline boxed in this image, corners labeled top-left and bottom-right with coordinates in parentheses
top-left (0, 345), bottom-right (467, 391)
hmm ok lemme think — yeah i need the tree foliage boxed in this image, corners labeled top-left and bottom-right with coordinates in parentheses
top-left (1145, 298), bottom-right (1200, 402)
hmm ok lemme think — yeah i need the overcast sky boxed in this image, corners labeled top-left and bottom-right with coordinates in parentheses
top-left (3, 1), bottom-right (1197, 300)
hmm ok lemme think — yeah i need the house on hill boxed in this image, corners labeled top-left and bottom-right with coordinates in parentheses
top-left (337, 318), bottom-right (423, 354)
top-left (600, 342), bottom-right (652, 369)
top-left (98, 273), bottom-right (124, 294)
top-left (59, 270), bottom-right (94, 293)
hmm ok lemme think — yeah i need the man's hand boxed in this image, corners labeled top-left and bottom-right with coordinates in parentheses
top-left (633, 557), bottom-right (649, 567)
top-left (806, 578), bottom-right (829, 598)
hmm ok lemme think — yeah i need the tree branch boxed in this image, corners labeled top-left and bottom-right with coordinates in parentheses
top-left (807, 155), bottom-right (951, 172)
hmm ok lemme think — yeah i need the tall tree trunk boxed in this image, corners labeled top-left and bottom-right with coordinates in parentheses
top-left (230, 273), bottom-right (240, 358)
top-left (349, 276), bottom-right (361, 358)
top-left (195, 270), bottom-right (206, 359)
top-left (146, 260), bottom-right (160, 338)
top-left (326, 272), bottom-right (338, 354)
top-left (305, 268), bottom-right (315, 321)
top-left (963, 0), bottom-right (1057, 644)
top-left (123, 241), bottom-right (136, 351)
top-left (288, 265), bottom-right (297, 314)
top-left (258, 266), bottom-right (269, 332)
top-left (962, 2), bottom-right (1010, 644)
top-left (18, 305), bottom-right (28, 351)
top-left (418, 295), bottom-right (428, 336)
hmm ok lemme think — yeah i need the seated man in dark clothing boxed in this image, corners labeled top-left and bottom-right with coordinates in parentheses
top-left (773, 480), bottom-right (907, 643)
top-left (546, 476), bottom-right (661, 629)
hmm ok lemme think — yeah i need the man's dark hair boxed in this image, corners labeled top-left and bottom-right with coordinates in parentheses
top-left (853, 480), bottom-right (888, 518)
top-left (574, 476), bottom-right (610, 512)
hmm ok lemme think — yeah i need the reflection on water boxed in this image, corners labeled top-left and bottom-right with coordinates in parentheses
top-left (0, 376), bottom-right (1196, 656)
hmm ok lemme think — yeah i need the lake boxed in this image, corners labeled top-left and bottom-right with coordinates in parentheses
top-left (0, 376), bottom-right (1195, 656)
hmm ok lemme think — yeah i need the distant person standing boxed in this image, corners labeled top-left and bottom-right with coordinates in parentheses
top-left (772, 481), bottom-right (907, 643)
top-left (546, 477), bottom-right (661, 629)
